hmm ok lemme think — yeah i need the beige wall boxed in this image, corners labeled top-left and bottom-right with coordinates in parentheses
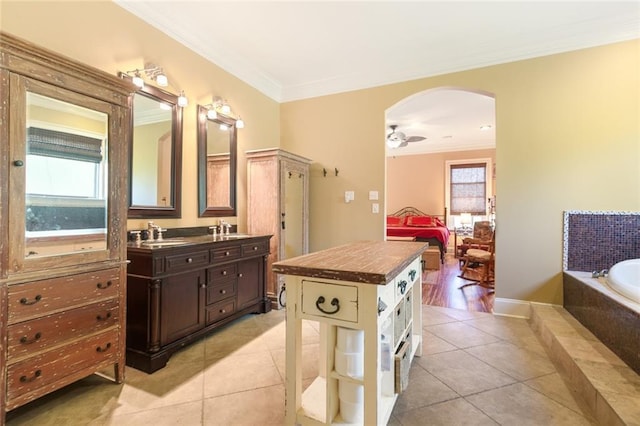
top-left (282, 40), bottom-right (639, 307)
top-left (3, 2), bottom-right (638, 307)
top-left (386, 148), bottom-right (496, 219)
top-left (1, 1), bottom-right (280, 232)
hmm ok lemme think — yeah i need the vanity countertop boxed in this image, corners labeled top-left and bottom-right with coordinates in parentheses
top-left (272, 240), bottom-right (427, 285)
top-left (127, 234), bottom-right (269, 251)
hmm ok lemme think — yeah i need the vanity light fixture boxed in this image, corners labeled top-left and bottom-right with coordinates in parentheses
top-left (124, 64), bottom-right (168, 88)
top-left (203, 96), bottom-right (245, 129)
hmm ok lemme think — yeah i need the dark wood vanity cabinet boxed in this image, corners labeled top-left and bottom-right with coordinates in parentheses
top-left (125, 235), bottom-right (271, 373)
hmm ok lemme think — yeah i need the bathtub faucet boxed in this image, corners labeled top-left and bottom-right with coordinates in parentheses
top-left (591, 269), bottom-right (608, 278)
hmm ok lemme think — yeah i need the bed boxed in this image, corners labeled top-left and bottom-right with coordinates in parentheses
top-left (386, 206), bottom-right (450, 263)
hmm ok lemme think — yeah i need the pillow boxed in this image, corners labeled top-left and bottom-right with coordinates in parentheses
top-left (386, 216), bottom-right (404, 227)
top-left (405, 215), bottom-right (436, 227)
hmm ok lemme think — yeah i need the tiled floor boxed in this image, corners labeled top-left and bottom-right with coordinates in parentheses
top-left (6, 305), bottom-right (598, 425)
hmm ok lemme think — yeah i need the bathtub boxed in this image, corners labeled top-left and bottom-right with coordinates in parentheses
top-left (563, 269), bottom-right (640, 375)
top-left (606, 258), bottom-right (640, 303)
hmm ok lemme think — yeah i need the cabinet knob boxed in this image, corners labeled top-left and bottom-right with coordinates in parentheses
top-left (222, 270), bottom-right (227, 276)
top-left (220, 289), bottom-right (226, 294)
top-left (220, 309), bottom-right (226, 314)
top-left (225, 251), bottom-right (230, 256)
top-left (186, 258), bottom-right (193, 263)
top-left (252, 246), bottom-right (258, 251)
top-left (13, 160), bottom-right (24, 167)
top-left (238, 273), bottom-right (243, 278)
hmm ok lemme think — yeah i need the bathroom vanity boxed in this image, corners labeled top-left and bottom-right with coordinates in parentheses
top-left (273, 240), bottom-right (426, 425)
top-left (125, 234), bottom-right (271, 373)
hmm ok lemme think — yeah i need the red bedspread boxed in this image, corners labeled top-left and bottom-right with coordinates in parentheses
top-left (386, 226), bottom-right (450, 246)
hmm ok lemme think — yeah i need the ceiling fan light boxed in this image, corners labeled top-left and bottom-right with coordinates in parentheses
top-left (386, 138), bottom-right (402, 149)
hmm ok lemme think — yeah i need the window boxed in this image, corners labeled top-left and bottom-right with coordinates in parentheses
top-left (449, 162), bottom-right (488, 216)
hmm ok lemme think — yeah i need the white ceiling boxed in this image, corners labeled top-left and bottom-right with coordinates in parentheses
top-left (114, 1), bottom-right (639, 154)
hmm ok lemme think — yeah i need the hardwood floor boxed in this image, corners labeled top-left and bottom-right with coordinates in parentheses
top-left (422, 253), bottom-right (494, 313)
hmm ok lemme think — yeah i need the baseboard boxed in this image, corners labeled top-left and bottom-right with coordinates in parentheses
top-left (493, 297), bottom-right (531, 319)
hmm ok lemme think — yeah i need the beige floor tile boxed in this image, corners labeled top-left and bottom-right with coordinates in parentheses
top-left (428, 305), bottom-right (492, 321)
top-left (524, 372), bottom-right (596, 421)
top-left (421, 329), bottom-right (458, 355)
top-left (415, 349), bottom-right (516, 396)
top-left (421, 306), bottom-right (462, 326)
top-left (465, 340), bottom-right (557, 381)
top-left (203, 351), bottom-right (283, 398)
top-left (112, 360), bottom-right (205, 415)
top-left (394, 397), bottom-right (499, 426)
top-left (426, 321), bottom-right (501, 349)
top-left (271, 342), bottom-right (319, 381)
top-left (203, 384), bottom-right (285, 426)
top-left (466, 382), bottom-right (597, 425)
top-left (108, 400), bottom-right (203, 425)
top-left (391, 365), bottom-right (459, 413)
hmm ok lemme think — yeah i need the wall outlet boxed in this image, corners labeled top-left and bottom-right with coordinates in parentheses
top-left (372, 203), bottom-right (379, 213)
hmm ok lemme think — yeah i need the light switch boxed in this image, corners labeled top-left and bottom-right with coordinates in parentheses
top-left (369, 191), bottom-right (379, 201)
top-left (372, 203), bottom-right (379, 213)
top-left (345, 191), bottom-right (355, 203)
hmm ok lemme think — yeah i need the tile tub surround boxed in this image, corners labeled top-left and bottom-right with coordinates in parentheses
top-left (530, 303), bottom-right (640, 426)
top-left (563, 271), bottom-right (640, 375)
top-left (563, 210), bottom-right (640, 272)
top-left (6, 305), bottom-right (600, 425)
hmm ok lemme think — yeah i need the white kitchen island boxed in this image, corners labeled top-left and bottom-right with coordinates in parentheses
top-left (273, 240), bottom-right (426, 425)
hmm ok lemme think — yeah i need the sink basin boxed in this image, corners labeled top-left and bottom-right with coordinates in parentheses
top-left (141, 239), bottom-right (187, 247)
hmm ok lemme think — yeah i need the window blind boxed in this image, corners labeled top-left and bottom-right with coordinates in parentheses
top-left (27, 127), bottom-right (103, 163)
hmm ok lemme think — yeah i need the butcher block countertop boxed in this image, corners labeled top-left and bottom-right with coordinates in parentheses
top-left (272, 240), bottom-right (428, 285)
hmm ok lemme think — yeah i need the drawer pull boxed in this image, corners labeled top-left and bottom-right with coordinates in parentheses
top-left (409, 269), bottom-right (417, 281)
top-left (225, 251), bottom-right (230, 256)
top-left (97, 281), bottom-right (112, 290)
top-left (96, 312), bottom-right (112, 321)
top-left (221, 270), bottom-right (227, 276)
top-left (20, 369), bottom-right (42, 383)
top-left (377, 298), bottom-right (388, 315)
top-left (252, 246), bottom-right (258, 251)
top-left (96, 342), bottom-right (112, 353)
top-left (220, 289), bottom-right (226, 294)
top-left (238, 273), bottom-right (243, 278)
top-left (220, 309), bottom-right (226, 314)
top-left (186, 258), bottom-right (193, 263)
top-left (315, 296), bottom-right (340, 315)
top-left (397, 280), bottom-right (407, 295)
top-left (20, 332), bottom-right (42, 344)
top-left (19, 295), bottom-right (42, 305)
top-left (200, 283), bottom-right (206, 289)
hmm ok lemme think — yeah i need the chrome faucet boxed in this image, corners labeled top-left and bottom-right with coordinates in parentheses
top-left (147, 221), bottom-right (157, 241)
top-left (591, 269), bottom-right (608, 278)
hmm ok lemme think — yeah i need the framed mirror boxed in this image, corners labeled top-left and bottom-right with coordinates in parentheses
top-left (197, 105), bottom-right (237, 217)
top-left (124, 77), bottom-right (182, 218)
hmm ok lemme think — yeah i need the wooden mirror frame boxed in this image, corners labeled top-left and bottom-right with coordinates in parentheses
top-left (122, 74), bottom-right (183, 218)
top-left (197, 104), bottom-right (237, 217)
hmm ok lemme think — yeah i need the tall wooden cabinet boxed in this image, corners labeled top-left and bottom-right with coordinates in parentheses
top-left (0, 33), bottom-right (133, 424)
top-left (246, 149), bottom-right (312, 309)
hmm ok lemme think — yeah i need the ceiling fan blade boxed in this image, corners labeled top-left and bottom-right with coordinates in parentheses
top-left (405, 136), bottom-right (426, 143)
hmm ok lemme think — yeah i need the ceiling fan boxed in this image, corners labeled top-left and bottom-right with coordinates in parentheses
top-left (386, 124), bottom-right (426, 148)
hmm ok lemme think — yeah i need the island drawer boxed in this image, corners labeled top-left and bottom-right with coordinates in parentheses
top-left (301, 280), bottom-right (358, 323)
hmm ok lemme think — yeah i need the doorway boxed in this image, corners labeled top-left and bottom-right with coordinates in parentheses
top-left (384, 87), bottom-right (496, 312)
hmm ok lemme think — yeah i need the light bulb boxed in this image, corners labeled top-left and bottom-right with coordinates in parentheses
top-left (235, 117), bottom-right (245, 129)
top-left (207, 108), bottom-right (217, 120)
top-left (219, 123), bottom-right (229, 131)
top-left (221, 102), bottom-right (231, 114)
top-left (177, 92), bottom-right (188, 107)
top-left (132, 72), bottom-right (144, 88)
top-left (156, 73), bottom-right (168, 87)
